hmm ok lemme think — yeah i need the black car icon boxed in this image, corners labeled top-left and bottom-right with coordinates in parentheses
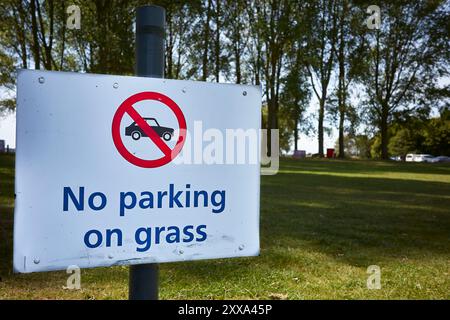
top-left (125, 118), bottom-right (174, 141)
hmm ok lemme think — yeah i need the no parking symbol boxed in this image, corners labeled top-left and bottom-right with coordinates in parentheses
top-left (111, 91), bottom-right (187, 168)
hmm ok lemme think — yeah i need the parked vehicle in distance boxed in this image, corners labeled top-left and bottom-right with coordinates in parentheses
top-left (405, 154), bottom-right (435, 162)
top-left (420, 155), bottom-right (435, 163)
top-left (405, 154), bottom-right (415, 162)
top-left (429, 156), bottom-right (450, 163)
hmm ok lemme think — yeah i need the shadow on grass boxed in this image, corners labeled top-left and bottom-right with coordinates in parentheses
top-left (158, 168), bottom-right (450, 283)
top-left (259, 171), bottom-right (450, 266)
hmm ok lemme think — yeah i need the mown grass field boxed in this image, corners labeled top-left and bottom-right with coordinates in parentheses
top-left (1, 154), bottom-right (449, 299)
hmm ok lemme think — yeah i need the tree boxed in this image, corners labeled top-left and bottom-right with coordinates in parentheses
top-left (1, 0), bottom-right (448, 159)
top-left (201, 0), bottom-right (213, 81)
top-left (334, 0), bottom-right (366, 158)
top-left (361, 0), bottom-right (449, 159)
top-left (335, 134), bottom-right (373, 158)
top-left (304, 0), bottom-right (338, 157)
top-left (163, 1), bottom-right (198, 79)
top-left (212, 0), bottom-right (222, 82)
top-left (388, 108), bottom-right (450, 157)
top-left (0, 0), bottom-right (71, 114)
top-left (256, 0), bottom-right (298, 155)
top-left (224, 0), bottom-right (249, 84)
top-left (84, 1), bottom-right (135, 75)
top-left (388, 127), bottom-right (422, 156)
top-left (423, 110), bottom-right (450, 156)
top-left (280, 48), bottom-right (311, 152)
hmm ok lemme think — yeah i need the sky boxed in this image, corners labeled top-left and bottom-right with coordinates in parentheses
top-left (0, 112), bottom-right (15, 149)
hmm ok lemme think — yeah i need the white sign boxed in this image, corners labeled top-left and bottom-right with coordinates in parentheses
top-left (14, 70), bottom-right (261, 273)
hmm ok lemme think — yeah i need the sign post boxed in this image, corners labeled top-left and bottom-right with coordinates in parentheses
top-left (129, 5), bottom-right (165, 300)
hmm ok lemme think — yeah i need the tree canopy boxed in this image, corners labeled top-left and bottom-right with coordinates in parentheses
top-left (1, 0), bottom-right (448, 158)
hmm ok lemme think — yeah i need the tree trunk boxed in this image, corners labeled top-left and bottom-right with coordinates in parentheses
top-left (267, 92), bottom-right (278, 157)
top-left (234, 27), bottom-right (241, 84)
top-left (202, 0), bottom-right (212, 81)
top-left (337, 0), bottom-right (346, 159)
top-left (214, 0), bottom-right (220, 82)
top-left (380, 107), bottom-right (389, 159)
top-left (166, 11), bottom-right (173, 78)
top-left (59, 0), bottom-right (67, 70)
top-left (95, 0), bottom-right (108, 73)
top-left (38, 0), bottom-right (55, 70)
top-left (14, 1), bottom-right (28, 68)
top-left (294, 123), bottom-right (299, 151)
top-left (338, 112), bottom-right (345, 158)
top-left (30, 0), bottom-right (41, 69)
top-left (235, 48), bottom-right (241, 84)
top-left (318, 98), bottom-right (325, 157)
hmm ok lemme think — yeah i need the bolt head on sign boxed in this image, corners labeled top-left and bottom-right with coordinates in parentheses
top-left (111, 91), bottom-right (187, 168)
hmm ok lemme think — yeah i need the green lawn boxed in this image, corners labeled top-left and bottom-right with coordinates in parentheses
top-left (1, 154), bottom-right (449, 299)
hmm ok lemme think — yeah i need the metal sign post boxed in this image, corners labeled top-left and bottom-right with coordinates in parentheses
top-left (129, 5), bottom-right (165, 300)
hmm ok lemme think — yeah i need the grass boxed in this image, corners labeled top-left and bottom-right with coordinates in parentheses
top-left (0, 154), bottom-right (449, 299)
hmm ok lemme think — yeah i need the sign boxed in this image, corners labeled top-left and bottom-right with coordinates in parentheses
top-left (14, 70), bottom-right (261, 273)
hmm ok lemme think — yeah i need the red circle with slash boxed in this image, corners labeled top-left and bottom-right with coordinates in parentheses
top-left (112, 91), bottom-right (186, 168)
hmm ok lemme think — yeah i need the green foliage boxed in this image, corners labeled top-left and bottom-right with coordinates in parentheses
top-left (277, 107), bottom-right (295, 153)
top-left (422, 116), bottom-right (450, 156)
top-left (359, 0), bottom-right (449, 158)
top-left (354, 135), bottom-right (372, 159)
top-left (388, 128), bottom-right (421, 156)
top-left (0, 0), bottom-right (448, 154)
top-left (0, 51), bottom-right (15, 116)
top-left (279, 49), bottom-right (311, 152)
top-left (388, 110), bottom-right (449, 157)
top-left (370, 135), bottom-right (381, 159)
top-left (335, 134), bottom-right (373, 159)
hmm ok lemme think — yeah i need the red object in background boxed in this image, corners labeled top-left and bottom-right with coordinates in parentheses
top-left (326, 148), bottom-right (335, 158)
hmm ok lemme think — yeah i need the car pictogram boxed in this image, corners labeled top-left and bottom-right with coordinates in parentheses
top-left (125, 117), bottom-right (174, 141)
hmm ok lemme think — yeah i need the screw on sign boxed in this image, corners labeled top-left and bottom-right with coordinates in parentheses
top-left (112, 91), bottom-right (187, 168)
